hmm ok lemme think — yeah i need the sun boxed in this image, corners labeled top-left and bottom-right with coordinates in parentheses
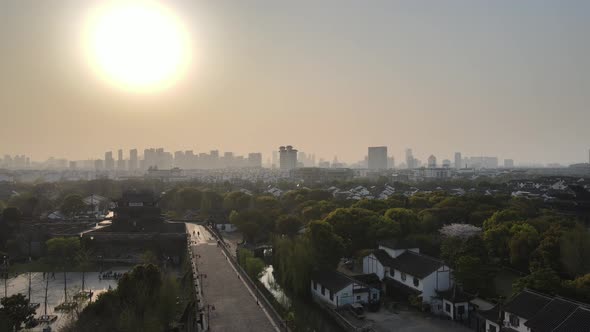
top-left (85, 1), bottom-right (191, 92)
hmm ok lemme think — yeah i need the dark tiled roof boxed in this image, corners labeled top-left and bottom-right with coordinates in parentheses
top-left (553, 307), bottom-right (590, 332)
top-left (503, 290), bottom-right (552, 320)
top-left (389, 251), bottom-right (444, 279)
top-left (372, 249), bottom-right (396, 268)
top-left (437, 287), bottom-right (473, 303)
top-left (524, 298), bottom-right (579, 332)
top-left (311, 270), bottom-right (353, 293)
top-left (478, 305), bottom-right (501, 323)
top-left (352, 273), bottom-right (381, 287)
top-left (378, 239), bottom-right (412, 250)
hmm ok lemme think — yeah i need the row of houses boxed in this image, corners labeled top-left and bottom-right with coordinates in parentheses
top-left (310, 239), bottom-right (590, 331)
top-left (311, 240), bottom-right (472, 321)
top-left (479, 289), bottom-right (590, 332)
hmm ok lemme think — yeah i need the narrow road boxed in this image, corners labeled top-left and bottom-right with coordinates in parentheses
top-left (186, 223), bottom-right (278, 332)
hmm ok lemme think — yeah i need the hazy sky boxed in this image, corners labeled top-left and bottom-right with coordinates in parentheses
top-left (1, 0), bottom-right (589, 164)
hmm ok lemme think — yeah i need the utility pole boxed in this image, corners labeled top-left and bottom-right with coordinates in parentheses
top-left (3, 256), bottom-right (7, 299)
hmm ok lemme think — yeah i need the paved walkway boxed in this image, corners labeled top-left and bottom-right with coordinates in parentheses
top-left (186, 224), bottom-right (277, 332)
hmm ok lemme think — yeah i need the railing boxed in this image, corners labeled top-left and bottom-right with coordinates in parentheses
top-left (206, 225), bottom-right (290, 332)
top-left (186, 227), bottom-right (205, 332)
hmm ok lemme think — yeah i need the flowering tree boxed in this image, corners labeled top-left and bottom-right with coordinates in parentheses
top-left (439, 223), bottom-right (482, 239)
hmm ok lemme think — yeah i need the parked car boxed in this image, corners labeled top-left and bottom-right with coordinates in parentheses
top-left (348, 303), bottom-right (365, 319)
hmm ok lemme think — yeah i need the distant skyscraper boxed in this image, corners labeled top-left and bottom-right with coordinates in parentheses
top-left (248, 153), bottom-right (262, 168)
top-left (117, 149), bottom-right (125, 170)
top-left (104, 151), bottom-right (114, 170)
top-left (94, 159), bottom-right (104, 171)
top-left (129, 149), bottom-right (138, 171)
top-left (454, 152), bottom-right (462, 169)
top-left (405, 148), bottom-right (415, 169)
top-left (504, 159), bottom-right (514, 168)
top-left (368, 146), bottom-right (387, 170)
top-left (279, 145), bottom-right (298, 170)
top-left (427, 155), bottom-right (437, 168)
top-left (442, 159), bottom-right (451, 168)
top-left (387, 156), bottom-right (395, 169)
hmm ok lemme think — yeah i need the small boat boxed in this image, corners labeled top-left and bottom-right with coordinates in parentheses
top-left (38, 315), bottom-right (58, 323)
top-left (29, 302), bottom-right (41, 310)
top-left (54, 302), bottom-right (77, 312)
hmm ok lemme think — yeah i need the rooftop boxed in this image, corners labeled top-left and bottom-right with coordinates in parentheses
top-left (524, 298), bottom-right (580, 332)
top-left (311, 270), bottom-right (355, 293)
top-left (503, 289), bottom-right (552, 320)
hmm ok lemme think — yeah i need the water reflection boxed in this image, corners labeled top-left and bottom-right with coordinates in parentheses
top-left (259, 265), bottom-right (341, 332)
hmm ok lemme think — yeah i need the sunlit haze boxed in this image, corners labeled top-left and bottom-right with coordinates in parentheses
top-left (0, 0), bottom-right (589, 164)
top-left (85, 1), bottom-right (191, 92)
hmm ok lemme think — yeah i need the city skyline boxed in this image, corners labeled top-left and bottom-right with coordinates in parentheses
top-left (1, 1), bottom-right (589, 164)
top-left (6, 144), bottom-right (590, 170)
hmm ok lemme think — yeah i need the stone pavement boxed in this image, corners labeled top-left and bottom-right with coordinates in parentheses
top-left (187, 224), bottom-right (277, 332)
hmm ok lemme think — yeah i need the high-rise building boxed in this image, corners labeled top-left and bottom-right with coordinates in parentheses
top-left (454, 152), bottom-right (462, 169)
top-left (405, 148), bottom-right (415, 169)
top-left (248, 153), bottom-right (262, 168)
top-left (427, 155), bottom-right (437, 168)
top-left (279, 145), bottom-right (298, 170)
top-left (129, 149), bottom-right (138, 171)
top-left (117, 149), bottom-right (126, 170)
top-left (387, 156), bottom-right (395, 169)
top-left (504, 159), bottom-right (514, 168)
top-left (94, 159), bottom-right (104, 171)
top-left (368, 146), bottom-right (388, 170)
top-left (442, 159), bottom-right (451, 168)
top-left (104, 151), bottom-right (114, 170)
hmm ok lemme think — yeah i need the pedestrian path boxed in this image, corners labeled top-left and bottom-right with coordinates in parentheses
top-left (186, 224), bottom-right (277, 332)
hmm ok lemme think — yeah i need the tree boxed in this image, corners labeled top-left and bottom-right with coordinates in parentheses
top-left (384, 208), bottom-right (419, 235)
top-left (530, 225), bottom-right (562, 272)
top-left (351, 199), bottom-right (389, 213)
top-left (238, 249), bottom-right (266, 279)
top-left (230, 210), bottom-right (272, 243)
top-left (46, 237), bottom-right (81, 303)
top-left (60, 194), bottom-right (86, 217)
top-left (0, 207), bottom-right (22, 249)
top-left (223, 191), bottom-right (251, 212)
top-left (513, 268), bottom-right (561, 295)
top-left (560, 226), bottom-right (590, 277)
top-left (307, 220), bottom-right (344, 269)
top-left (562, 274), bottom-right (590, 303)
top-left (454, 255), bottom-right (494, 295)
top-left (324, 208), bottom-right (384, 255)
top-left (508, 223), bottom-right (540, 269)
top-left (483, 223), bottom-right (511, 263)
top-left (0, 293), bottom-right (35, 331)
top-left (276, 215), bottom-right (303, 237)
top-left (175, 187), bottom-right (202, 212)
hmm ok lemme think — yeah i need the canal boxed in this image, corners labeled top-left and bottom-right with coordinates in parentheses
top-left (259, 265), bottom-right (342, 332)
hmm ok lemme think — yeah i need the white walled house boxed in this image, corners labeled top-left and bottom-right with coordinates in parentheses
top-left (501, 290), bottom-right (551, 332)
top-left (437, 288), bottom-right (472, 321)
top-left (215, 222), bottom-right (237, 232)
top-left (310, 270), bottom-right (380, 308)
top-left (478, 289), bottom-right (590, 332)
top-left (362, 242), bottom-right (452, 307)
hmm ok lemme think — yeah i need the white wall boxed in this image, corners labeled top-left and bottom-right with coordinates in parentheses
top-left (421, 266), bottom-right (451, 301)
top-left (363, 254), bottom-right (385, 279)
top-left (486, 320), bottom-right (500, 332)
top-left (442, 299), bottom-right (469, 320)
top-left (503, 312), bottom-right (530, 332)
top-left (311, 280), bottom-right (355, 308)
top-left (216, 223), bottom-right (237, 232)
top-left (388, 268), bottom-right (423, 293)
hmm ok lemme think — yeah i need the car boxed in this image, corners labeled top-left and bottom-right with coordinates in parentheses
top-left (348, 303), bottom-right (365, 319)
